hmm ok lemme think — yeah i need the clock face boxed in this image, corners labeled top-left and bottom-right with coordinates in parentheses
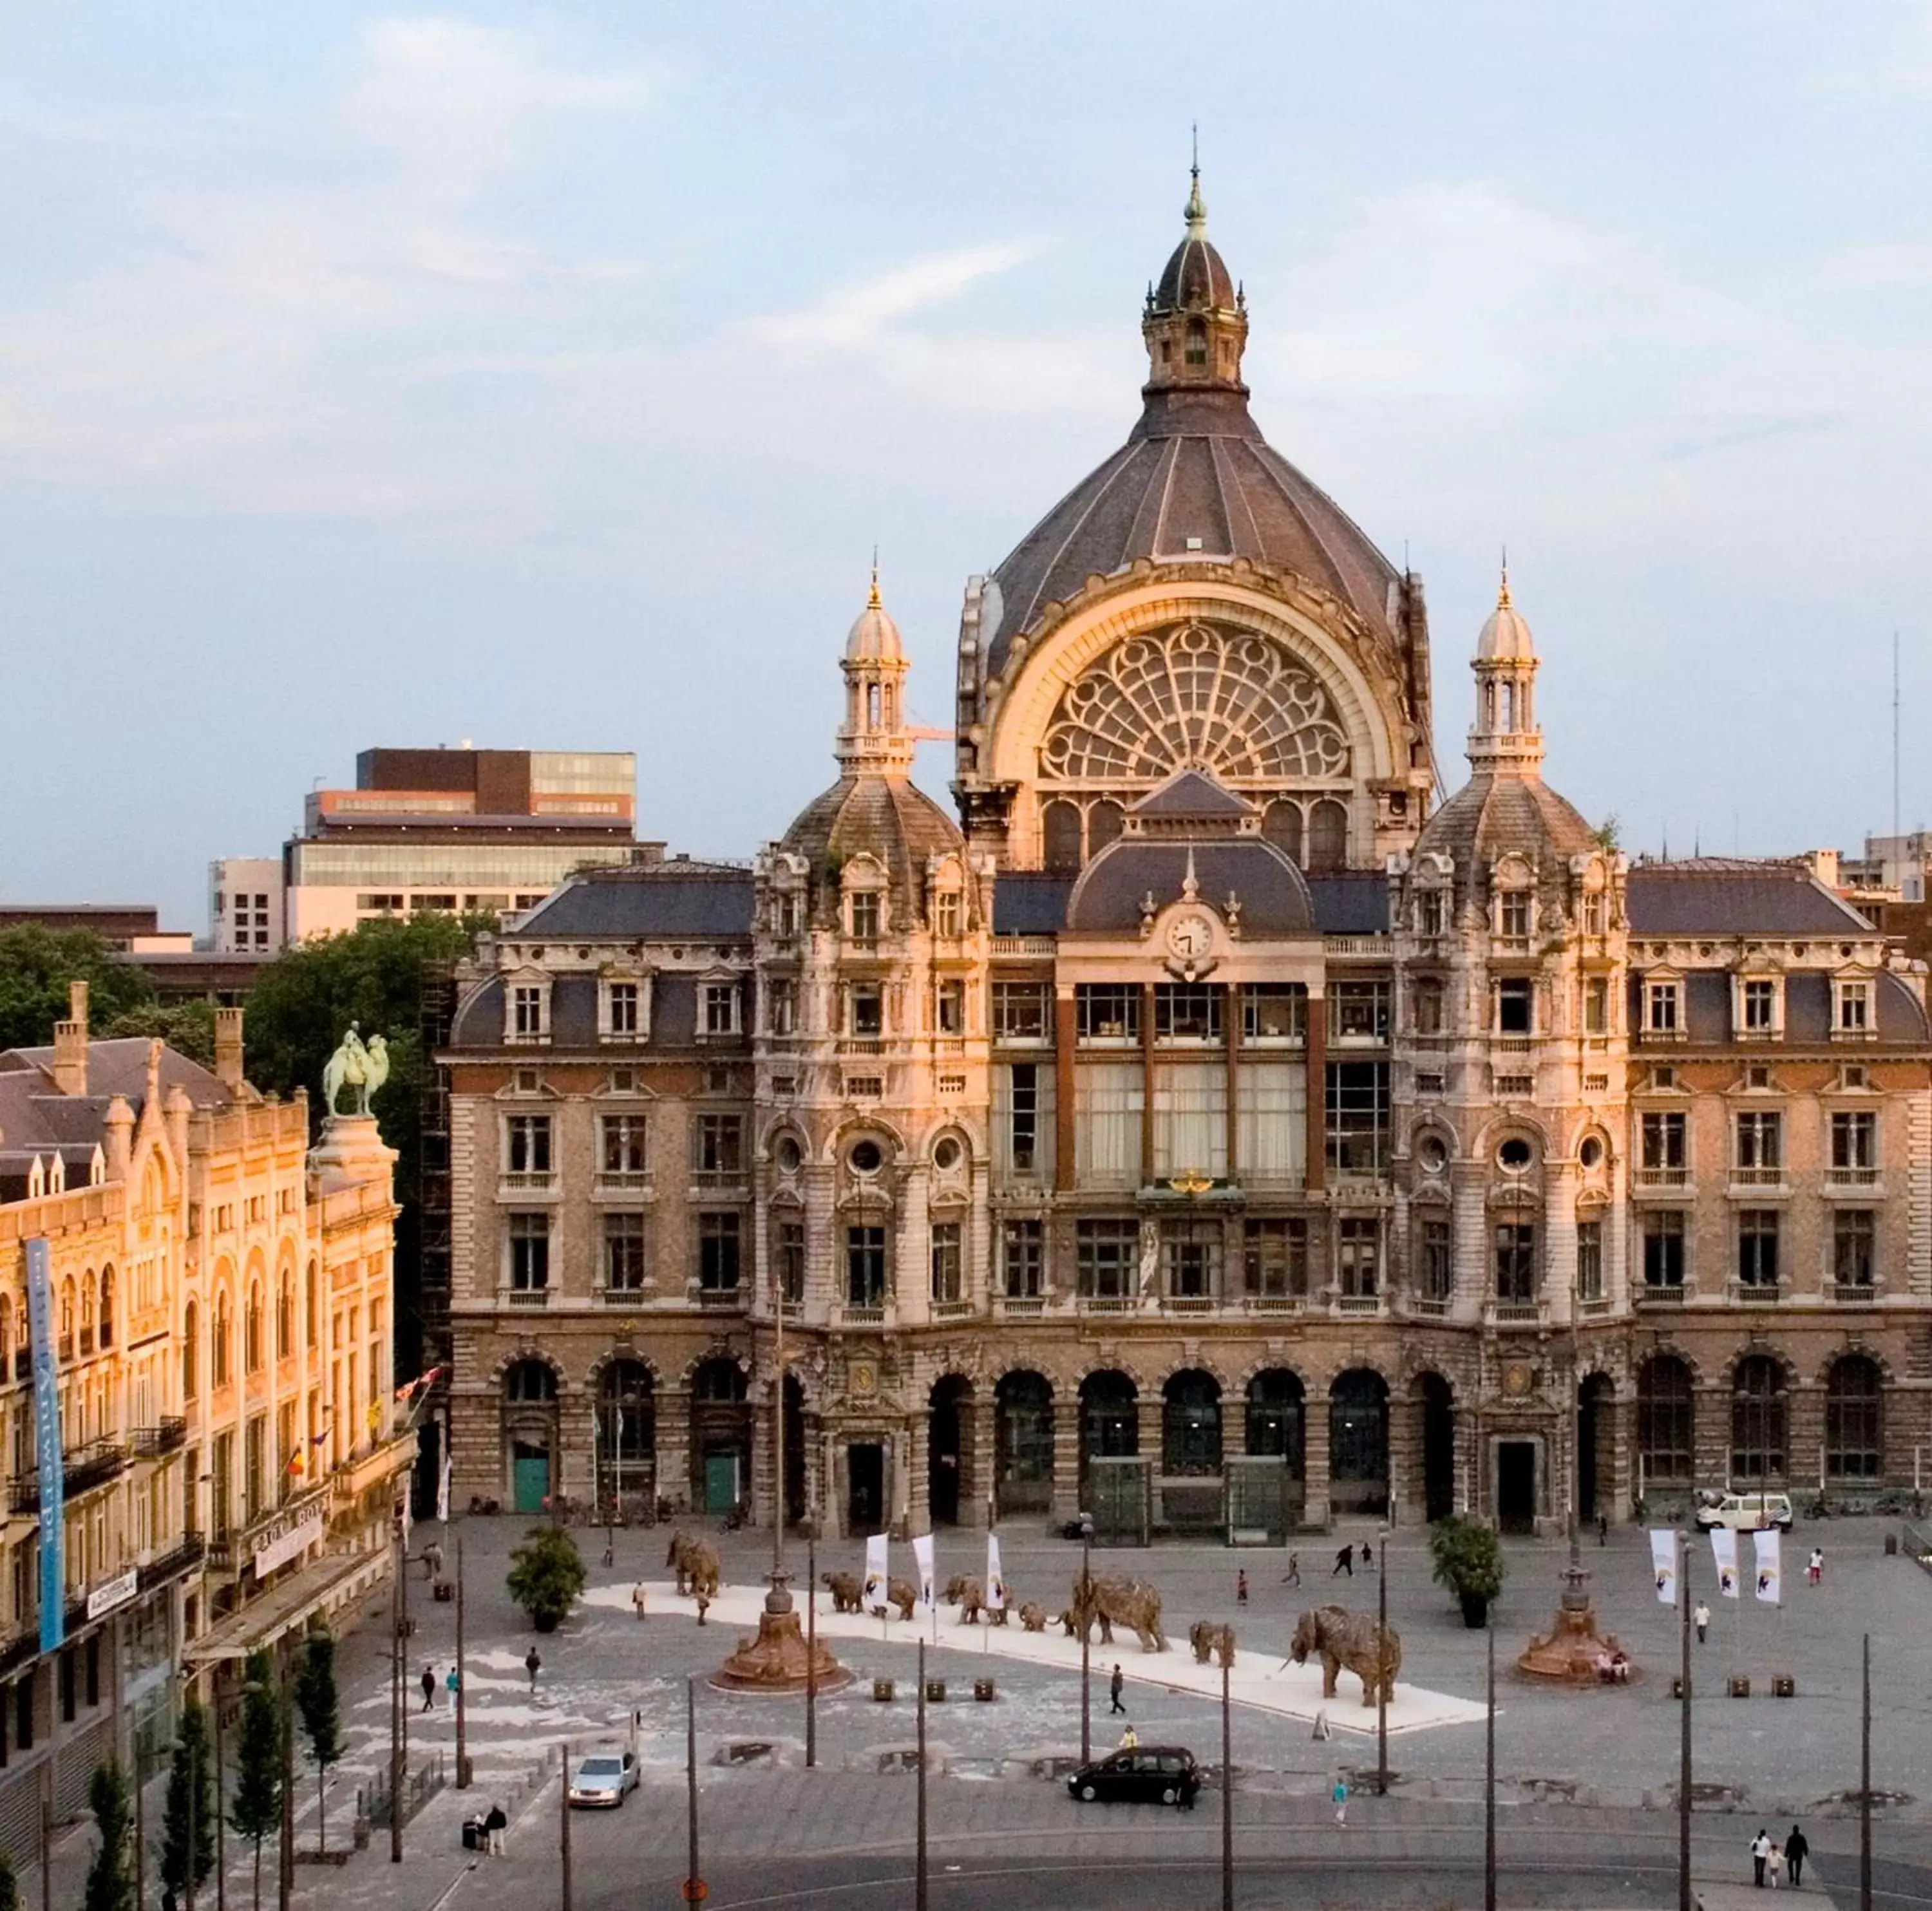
top-left (1166, 910), bottom-right (1214, 960)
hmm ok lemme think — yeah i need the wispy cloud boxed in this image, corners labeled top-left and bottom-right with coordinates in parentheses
top-left (750, 242), bottom-right (1043, 346)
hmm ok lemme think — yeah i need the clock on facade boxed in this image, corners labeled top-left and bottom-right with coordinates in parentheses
top-left (1165, 910), bottom-right (1215, 961)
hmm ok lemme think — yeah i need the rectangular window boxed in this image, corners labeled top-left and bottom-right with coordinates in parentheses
top-left (1002, 1219), bottom-right (1043, 1298)
top-left (1076, 984), bottom-right (1140, 1042)
top-left (211, 1432), bottom-right (232, 1539)
top-left (1328, 981), bottom-right (1390, 1041)
top-left (1581, 892), bottom-right (1607, 934)
top-left (1741, 978), bottom-right (1777, 1032)
top-left (1831, 1111), bottom-right (1877, 1174)
top-left (1640, 1111), bottom-right (1686, 1178)
top-left (1003, 1063), bottom-right (1042, 1176)
top-left (702, 982), bottom-right (739, 1037)
top-left (766, 978), bottom-right (798, 1035)
top-left (1154, 984), bottom-right (1221, 1042)
top-left (507, 1214), bottom-right (549, 1294)
top-left (1833, 1209), bottom-right (1875, 1288)
top-left (512, 984), bottom-right (545, 1037)
top-left (1737, 1209), bottom-right (1780, 1288)
top-left (1074, 1062), bottom-right (1143, 1184)
top-left (1583, 977), bottom-right (1609, 1035)
top-left (504, 1115), bottom-right (551, 1175)
top-left (934, 890), bottom-right (962, 938)
top-left (845, 1225), bottom-right (886, 1307)
top-left (1835, 980), bottom-right (1871, 1033)
top-left (1336, 1218), bottom-right (1379, 1297)
top-left (1493, 1223), bottom-right (1537, 1303)
top-left (1495, 977), bottom-right (1533, 1035)
top-left (606, 981), bottom-right (641, 1035)
top-left (1240, 984), bottom-right (1305, 1042)
top-left (604, 1213), bottom-right (646, 1294)
top-left (1235, 1063), bottom-right (1306, 1184)
top-left (1577, 1219), bottom-right (1604, 1302)
top-left (929, 1222), bottom-right (963, 1304)
top-left (775, 892), bottom-right (802, 937)
top-left (1412, 978), bottom-right (1444, 1035)
top-left (697, 1212), bottom-right (741, 1294)
top-left (1417, 890), bottom-right (1446, 937)
top-left (777, 1221), bottom-right (806, 1304)
top-left (1642, 1211), bottom-right (1685, 1289)
top-left (1734, 1111), bottom-right (1782, 1175)
top-left (1420, 1218), bottom-right (1453, 1301)
top-left (1645, 979), bottom-right (1680, 1033)
top-left (1151, 1062), bottom-right (1227, 1180)
top-left (598, 1115), bottom-right (647, 1176)
top-left (1325, 1061), bottom-right (1389, 1176)
top-left (848, 984), bottom-right (884, 1037)
top-left (934, 979), bottom-right (965, 1035)
top-left (244, 1417), bottom-right (265, 1526)
top-left (1162, 1221), bottom-right (1220, 1300)
top-left (1497, 892), bottom-right (1531, 939)
top-left (992, 982), bottom-right (1050, 1041)
top-left (849, 891), bottom-right (880, 943)
top-left (1242, 1218), bottom-right (1307, 1298)
top-left (692, 1115), bottom-right (744, 1179)
top-left (1075, 1219), bottom-right (1140, 1299)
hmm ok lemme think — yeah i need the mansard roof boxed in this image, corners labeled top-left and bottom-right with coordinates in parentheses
top-left (513, 864), bottom-right (756, 939)
top-left (1624, 861), bottom-right (1874, 936)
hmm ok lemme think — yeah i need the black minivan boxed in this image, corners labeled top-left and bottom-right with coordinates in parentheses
top-left (1066, 1746), bottom-right (1200, 1808)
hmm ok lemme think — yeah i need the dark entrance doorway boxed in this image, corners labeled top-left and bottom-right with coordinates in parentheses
top-left (1578, 1376), bottom-right (1612, 1525)
top-left (847, 1442), bottom-right (885, 1534)
top-left (1497, 1440), bottom-right (1537, 1534)
top-left (1419, 1373), bottom-right (1455, 1523)
top-left (783, 1374), bottom-right (806, 1528)
top-left (1329, 1369), bottom-right (1390, 1516)
top-left (929, 1376), bottom-right (971, 1526)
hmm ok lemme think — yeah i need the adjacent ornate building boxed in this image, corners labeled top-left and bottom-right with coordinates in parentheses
top-left (444, 173), bottom-right (1932, 1544)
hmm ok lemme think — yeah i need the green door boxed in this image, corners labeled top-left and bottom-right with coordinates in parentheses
top-left (704, 1453), bottom-right (739, 1512)
top-left (513, 1449), bottom-right (550, 1514)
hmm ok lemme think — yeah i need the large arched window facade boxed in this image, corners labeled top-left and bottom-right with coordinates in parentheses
top-left (1730, 1356), bottom-right (1786, 1483)
top-left (1824, 1356), bottom-right (1882, 1480)
top-left (1636, 1355), bottom-right (1694, 1485)
top-left (1329, 1369), bottom-right (1390, 1514)
top-left (596, 1361), bottom-right (655, 1505)
top-left (277, 1272), bottom-right (294, 1361)
top-left (245, 1283), bottom-right (264, 1374)
top-left (212, 1292), bottom-right (231, 1388)
top-left (504, 1359), bottom-right (557, 1403)
top-left (1162, 1370), bottom-right (1222, 1476)
top-left (994, 1370), bottom-right (1054, 1517)
top-left (98, 1266), bottom-right (114, 1351)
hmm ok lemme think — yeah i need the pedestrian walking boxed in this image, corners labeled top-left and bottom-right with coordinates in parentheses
top-left (1236, 1570), bottom-right (1249, 1607)
top-left (1692, 1600), bottom-right (1710, 1643)
top-left (1807, 1548), bottom-right (1823, 1586)
top-left (484, 1802), bottom-right (507, 1856)
top-left (1118, 1722), bottom-right (1137, 1749)
top-left (445, 1666), bottom-right (459, 1702)
top-left (420, 1666), bottom-right (435, 1713)
top-left (1768, 1844), bottom-right (1784, 1889)
top-left (1109, 1664), bottom-right (1126, 1715)
top-left (1785, 1826), bottom-right (1808, 1887)
top-left (1332, 1544), bottom-right (1354, 1577)
top-left (632, 1581), bottom-right (649, 1621)
top-left (1282, 1552), bottom-right (1301, 1587)
top-left (525, 1646), bottom-right (542, 1691)
top-left (422, 1541), bottom-right (444, 1582)
top-left (1752, 1829), bottom-right (1772, 1887)
top-left (1360, 1539), bottom-right (1374, 1571)
top-left (1332, 1774), bottom-right (1349, 1827)
top-left (1597, 1512), bottom-right (1609, 1547)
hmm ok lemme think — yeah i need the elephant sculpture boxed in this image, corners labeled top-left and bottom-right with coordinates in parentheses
top-left (665, 1531), bottom-right (721, 1601)
top-left (1017, 1603), bottom-right (1048, 1633)
top-left (1189, 1620), bottom-right (1237, 1669)
top-left (822, 1570), bottom-right (864, 1614)
top-left (1287, 1605), bottom-right (1402, 1708)
top-left (1070, 1570), bottom-right (1167, 1653)
top-left (876, 1576), bottom-right (917, 1622)
top-left (945, 1575), bottom-right (987, 1624)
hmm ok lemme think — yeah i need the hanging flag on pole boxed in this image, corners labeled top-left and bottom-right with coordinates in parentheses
top-left (437, 1449), bottom-right (452, 1527)
top-left (912, 1533), bottom-right (936, 1613)
top-left (1710, 1526), bottom-right (1739, 1599)
top-left (1649, 1529), bottom-right (1678, 1605)
top-left (863, 1533), bottom-right (890, 1615)
top-left (985, 1535), bottom-right (1006, 1612)
top-left (1751, 1527), bottom-right (1781, 1603)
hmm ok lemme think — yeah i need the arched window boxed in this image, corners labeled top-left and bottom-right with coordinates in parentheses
top-left (1262, 801), bottom-right (1303, 864)
top-left (1043, 801), bottom-right (1083, 871)
top-left (1328, 1370), bottom-right (1390, 1513)
top-left (277, 1274), bottom-right (294, 1361)
top-left (305, 1261), bottom-right (319, 1350)
top-left (59, 1279), bottom-right (75, 1357)
top-left (245, 1283), bottom-right (264, 1374)
top-left (1824, 1355), bottom-right (1882, 1480)
top-left (994, 1370), bottom-right (1054, 1516)
top-left (0, 1294), bottom-right (12, 1371)
top-left (212, 1292), bottom-right (231, 1388)
top-left (1087, 800), bottom-right (1124, 855)
top-left (1185, 317), bottom-right (1208, 366)
top-left (1162, 1369), bottom-right (1222, 1476)
top-left (1730, 1355), bottom-right (1786, 1483)
top-left (692, 1358), bottom-right (746, 1404)
top-left (1307, 800), bottom-right (1348, 872)
top-left (596, 1361), bottom-right (654, 1500)
top-left (80, 1276), bottom-right (95, 1355)
top-left (98, 1267), bottom-right (113, 1351)
top-left (1245, 1370), bottom-right (1305, 1470)
top-left (504, 1359), bottom-right (557, 1404)
top-left (182, 1301), bottom-right (199, 1402)
top-left (1636, 1355), bottom-right (1693, 1485)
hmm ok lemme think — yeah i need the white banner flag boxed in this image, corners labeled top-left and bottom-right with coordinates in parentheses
top-left (985, 1534), bottom-right (1006, 1611)
top-left (1710, 1525), bottom-right (1740, 1599)
top-left (1751, 1527), bottom-right (1782, 1604)
top-left (863, 1533), bottom-right (890, 1615)
top-left (436, 1450), bottom-right (451, 1527)
top-left (912, 1532), bottom-right (936, 1612)
top-left (1649, 1529), bottom-right (1678, 1604)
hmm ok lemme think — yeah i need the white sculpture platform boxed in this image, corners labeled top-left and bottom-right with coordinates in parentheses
top-left (584, 1579), bottom-right (1486, 1737)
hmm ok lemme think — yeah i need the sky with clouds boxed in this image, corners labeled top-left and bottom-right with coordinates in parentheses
top-left (5, 3), bottom-right (1932, 925)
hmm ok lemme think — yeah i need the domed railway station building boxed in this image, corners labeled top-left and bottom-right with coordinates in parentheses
top-left (440, 175), bottom-right (1932, 1543)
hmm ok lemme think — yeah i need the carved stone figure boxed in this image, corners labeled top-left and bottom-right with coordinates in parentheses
top-left (1189, 1620), bottom-right (1236, 1668)
top-left (821, 1570), bottom-right (864, 1614)
top-left (322, 1024), bottom-right (390, 1120)
top-left (1017, 1602), bottom-right (1048, 1633)
top-left (665, 1530), bottom-right (721, 1601)
top-left (1070, 1570), bottom-right (1167, 1653)
top-left (945, 1574), bottom-right (986, 1623)
top-left (1288, 1605), bottom-right (1401, 1708)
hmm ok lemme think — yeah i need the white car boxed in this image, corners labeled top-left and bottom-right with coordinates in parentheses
top-left (1694, 1491), bottom-right (1795, 1533)
top-left (567, 1749), bottom-right (640, 1809)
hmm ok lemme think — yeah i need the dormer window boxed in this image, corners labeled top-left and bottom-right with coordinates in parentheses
top-left (849, 890), bottom-right (881, 944)
top-left (1736, 975), bottom-right (1780, 1039)
top-left (775, 892), bottom-right (802, 938)
top-left (1417, 890), bottom-right (1446, 937)
top-left (1645, 977), bottom-right (1681, 1036)
top-left (1497, 891), bottom-right (1531, 939)
top-left (767, 978), bottom-right (798, 1037)
top-left (1833, 977), bottom-right (1873, 1039)
top-left (601, 977), bottom-right (647, 1042)
top-left (509, 981), bottom-right (549, 1044)
top-left (1580, 890), bottom-right (1607, 935)
top-left (934, 889), bottom-right (962, 939)
top-left (702, 981), bottom-right (740, 1038)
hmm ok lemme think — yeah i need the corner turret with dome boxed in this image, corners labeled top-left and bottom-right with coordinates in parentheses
top-left (953, 165), bottom-right (1438, 876)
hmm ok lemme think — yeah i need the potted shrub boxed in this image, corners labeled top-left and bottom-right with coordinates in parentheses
top-left (1429, 1514), bottom-right (1506, 1629)
top-left (506, 1525), bottom-right (587, 1632)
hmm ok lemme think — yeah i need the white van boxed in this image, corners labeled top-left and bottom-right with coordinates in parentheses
top-left (1694, 1491), bottom-right (1795, 1532)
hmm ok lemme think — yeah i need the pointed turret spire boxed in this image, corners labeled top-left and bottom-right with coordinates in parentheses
top-left (837, 565), bottom-right (914, 778)
top-left (1185, 126), bottom-right (1206, 233)
top-left (1466, 557), bottom-right (1544, 778)
top-left (1142, 144), bottom-right (1248, 398)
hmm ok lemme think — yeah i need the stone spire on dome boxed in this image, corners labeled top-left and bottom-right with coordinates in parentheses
top-left (1466, 558), bottom-right (1545, 778)
top-left (1142, 143), bottom-right (1248, 398)
top-left (836, 564), bottom-right (915, 777)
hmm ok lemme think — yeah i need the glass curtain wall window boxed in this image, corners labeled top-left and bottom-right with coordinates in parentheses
top-left (992, 983), bottom-right (1050, 1041)
top-left (1153, 1064), bottom-right (1226, 1180)
top-left (1235, 1064), bottom-right (1305, 1183)
top-left (1075, 1064), bottom-right (1143, 1184)
top-left (1325, 1062), bottom-right (1389, 1176)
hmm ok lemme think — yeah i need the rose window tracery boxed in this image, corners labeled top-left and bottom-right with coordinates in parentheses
top-left (1037, 622), bottom-right (1349, 784)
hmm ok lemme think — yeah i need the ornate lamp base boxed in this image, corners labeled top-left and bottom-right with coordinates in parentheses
top-left (1517, 1565), bottom-right (1635, 1684)
top-left (711, 1573), bottom-right (852, 1695)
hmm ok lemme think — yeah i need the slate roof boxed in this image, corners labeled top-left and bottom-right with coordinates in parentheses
top-left (778, 773), bottom-right (963, 927)
top-left (1132, 769), bottom-right (1256, 820)
top-left (1626, 969), bottom-right (1927, 1044)
top-left (1412, 774), bottom-right (1599, 896)
top-left (1307, 873), bottom-right (1392, 936)
top-left (992, 874), bottom-right (1075, 936)
top-left (1624, 862), bottom-right (1873, 936)
top-left (513, 865), bottom-right (755, 939)
top-left (1067, 838), bottom-right (1316, 936)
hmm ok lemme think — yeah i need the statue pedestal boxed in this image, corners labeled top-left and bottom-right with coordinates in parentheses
top-left (310, 1114), bottom-right (396, 1192)
top-left (1518, 1565), bottom-right (1633, 1684)
top-left (711, 1574), bottom-right (851, 1696)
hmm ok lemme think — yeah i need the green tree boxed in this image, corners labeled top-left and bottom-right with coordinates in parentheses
top-left (97, 998), bottom-right (218, 1066)
top-left (1594, 813), bottom-right (1622, 852)
top-left (506, 1525), bottom-right (587, 1631)
top-left (0, 925), bottom-right (155, 1051)
top-left (292, 1630), bottom-right (348, 1855)
top-left (228, 1653), bottom-right (284, 1911)
top-left (1428, 1513), bottom-right (1508, 1626)
top-left (0, 1846), bottom-right (17, 1911)
top-left (160, 1699), bottom-right (214, 1911)
top-left (84, 1760), bottom-right (135, 1911)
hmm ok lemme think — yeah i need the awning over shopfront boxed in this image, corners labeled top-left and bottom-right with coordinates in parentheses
top-left (184, 1546), bottom-right (386, 1663)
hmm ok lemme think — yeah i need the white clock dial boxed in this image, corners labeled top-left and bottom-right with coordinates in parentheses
top-left (1166, 911), bottom-right (1214, 959)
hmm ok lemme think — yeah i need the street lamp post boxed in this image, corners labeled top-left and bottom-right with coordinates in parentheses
top-left (1078, 1512), bottom-right (1094, 1764)
top-left (1678, 1530), bottom-right (1692, 1911)
top-left (454, 1531), bottom-right (469, 1789)
top-left (1376, 1525), bottom-right (1389, 1794)
top-left (805, 1520), bottom-right (818, 1769)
